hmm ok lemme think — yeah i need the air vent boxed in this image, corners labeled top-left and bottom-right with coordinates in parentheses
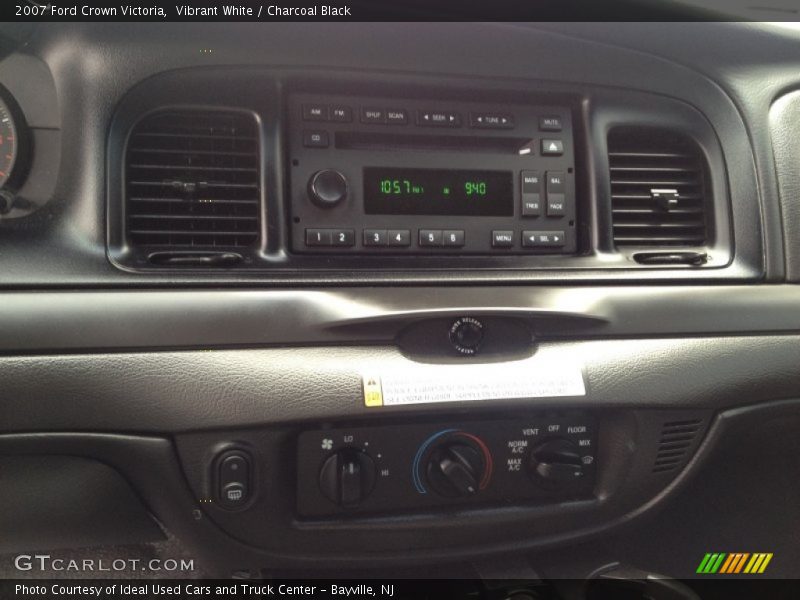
top-left (652, 419), bottom-right (703, 473)
top-left (125, 109), bottom-right (260, 253)
top-left (608, 127), bottom-right (709, 247)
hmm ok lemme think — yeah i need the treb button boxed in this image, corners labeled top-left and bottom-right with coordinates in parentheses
top-left (521, 170), bottom-right (542, 217)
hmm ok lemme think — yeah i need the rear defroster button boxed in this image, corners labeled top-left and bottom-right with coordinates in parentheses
top-left (449, 317), bottom-right (485, 356)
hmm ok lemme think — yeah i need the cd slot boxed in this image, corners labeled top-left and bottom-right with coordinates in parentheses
top-left (335, 131), bottom-right (533, 155)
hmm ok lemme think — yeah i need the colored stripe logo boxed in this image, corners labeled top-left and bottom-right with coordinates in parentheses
top-left (697, 553), bottom-right (773, 574)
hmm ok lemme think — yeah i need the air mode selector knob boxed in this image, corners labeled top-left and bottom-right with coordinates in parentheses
top-left (528, 438), bottom-right (584, 488)
top-left (308, 169), bottom-right (348, 208)
top-left (319, 448), bottom-right (376, 508)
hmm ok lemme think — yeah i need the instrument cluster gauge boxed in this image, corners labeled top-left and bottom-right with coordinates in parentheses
top-left (0, 90), bottom-right (31, 213)
top-left (0, 96), bottom-right (18, 188)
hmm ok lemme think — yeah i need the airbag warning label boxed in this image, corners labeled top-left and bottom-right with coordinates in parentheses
top-left (362, 361), bottom-right (586, 407)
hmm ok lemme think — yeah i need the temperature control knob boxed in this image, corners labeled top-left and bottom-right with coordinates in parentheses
top-left (308, 169), bottom-right (348, 208)
top-left (319, 448), bottom-right (376, 508)
top-left (426, 443), bottom-right (485, 497)
top-left (528, 438), bottom-right (584, 488)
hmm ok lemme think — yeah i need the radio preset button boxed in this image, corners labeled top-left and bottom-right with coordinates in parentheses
top-left (330, 105), bottom-right (353, 122)
top-left (364, 229), bottom-right (388, 246)
top-left (388, 230), bottom-right (411, 246)
top-left (521, 171), bottom-right (542, 217)
top-left (492, 230), bottom-right (514, 248)
top-left (361, 107), bottom-right (386, 124)
top-left (470, 112), bottom-right (514, 129)
top-left (419, 229), bottom-right (443, 246)
top-left (443, 230), bottom-right (465, 247)
top-left (522, 231), bottom-right (565, 248)
top-left (303, 130), bottom-right (329, 148)
top-left (386, 109), bottom-right (408, 125)
top-left (417, 110), bottom-right (461, 127)
top-left (302, 104), bottom-right (328, 121)
top-left (541, 139), bottom-right (564, 156)
top-left (306, 229), bottom-right (332, 246)
top-left (331, 229), bottom-right (355, 247)
top-left (539, 116), bottom-right (563, 131)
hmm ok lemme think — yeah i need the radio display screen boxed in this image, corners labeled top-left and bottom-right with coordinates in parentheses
top-left (363, 168), bottom-right (513, 216)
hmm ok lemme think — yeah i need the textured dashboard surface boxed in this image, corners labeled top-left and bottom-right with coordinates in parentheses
top-left (1, 336), bottom-right (799, 433)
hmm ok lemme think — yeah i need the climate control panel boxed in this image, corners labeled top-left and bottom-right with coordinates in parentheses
top-left (296, 414), bottom-right (596, 517)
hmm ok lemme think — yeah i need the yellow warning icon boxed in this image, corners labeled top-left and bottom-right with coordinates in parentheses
top-left (363, 375), bottom-right (383, 407)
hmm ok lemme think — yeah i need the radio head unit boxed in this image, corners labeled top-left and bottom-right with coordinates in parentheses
top-left (288, 94), bottom-right (577, 255)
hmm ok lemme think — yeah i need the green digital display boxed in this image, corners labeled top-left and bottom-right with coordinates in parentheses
top-left (364, 168), bottom-right (513, 216)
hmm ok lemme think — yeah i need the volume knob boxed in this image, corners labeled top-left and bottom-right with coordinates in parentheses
top-left (308, 169), bottom-right (348, 208)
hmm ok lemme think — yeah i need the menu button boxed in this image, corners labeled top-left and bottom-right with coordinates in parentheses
top-left (492, 230), bottom-right (514, 248)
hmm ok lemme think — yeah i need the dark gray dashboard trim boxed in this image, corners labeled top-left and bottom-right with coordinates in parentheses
top-left (0, 22), bottom-right (767, 285)
top-left (1, 399), bottom-right (798, 570)
top-left (3, 335), bottom-right (800, 434)
top-left (2, 285), bottom-right (800, 352)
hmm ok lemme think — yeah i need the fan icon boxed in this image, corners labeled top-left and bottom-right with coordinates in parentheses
top-left (321, 438), bottom-right (333, 450)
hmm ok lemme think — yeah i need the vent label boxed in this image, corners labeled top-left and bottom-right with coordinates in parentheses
top-left (362, 360), bottom-right (585, 407)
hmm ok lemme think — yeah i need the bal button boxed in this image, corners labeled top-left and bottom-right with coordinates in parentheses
top-left (449, 317), bottom-right (485, 355)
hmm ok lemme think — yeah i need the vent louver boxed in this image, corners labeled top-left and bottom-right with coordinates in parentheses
top-left (608, 128), bottom-right (709, 247)
top-left (652, 419), bottom-right (703, 473)
top-left (125, 109), bottom-right (260, 252)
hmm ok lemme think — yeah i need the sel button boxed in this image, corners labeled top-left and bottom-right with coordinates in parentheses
top-left (522, 231), bottom-right (566, 248)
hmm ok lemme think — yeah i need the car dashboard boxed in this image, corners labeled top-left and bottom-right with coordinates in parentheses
top-left (1, 21), bottom-right (800, 589)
